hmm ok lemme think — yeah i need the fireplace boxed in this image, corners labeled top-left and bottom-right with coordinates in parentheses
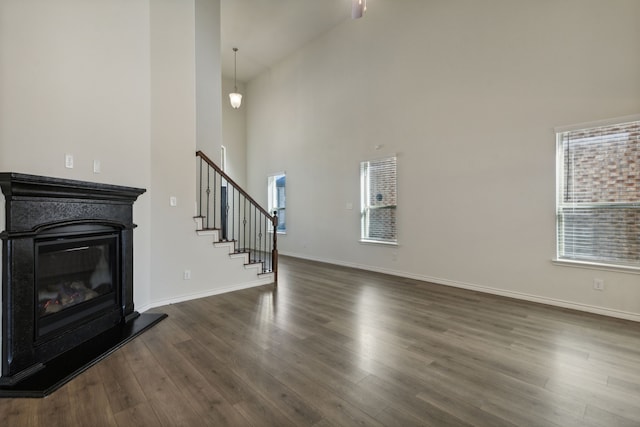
top-left (0, 173), bottom-right (166, 397)
top-left (36, 226), bottom-right (119, 339)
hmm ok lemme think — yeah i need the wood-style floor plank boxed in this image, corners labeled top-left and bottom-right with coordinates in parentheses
top-left (2, 255), bottom-right (640, 426)
top-left (113, 402), bottom-right (162, 427)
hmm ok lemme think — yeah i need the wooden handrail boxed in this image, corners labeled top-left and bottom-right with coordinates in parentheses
top-left (196, 150), bottom-right (274, 220)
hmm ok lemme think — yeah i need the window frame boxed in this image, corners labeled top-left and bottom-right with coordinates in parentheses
top-left (267, 172), bottom-right (286, 234)
top-left (360, 156), bottom-right (398, 245)
top-left (554, 115), bottom-right (640, 272)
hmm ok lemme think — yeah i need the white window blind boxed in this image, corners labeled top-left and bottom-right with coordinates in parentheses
top-left (360, 156), bottom-right (397, 243)
top-left (556, 120), bottom-right (640, 267)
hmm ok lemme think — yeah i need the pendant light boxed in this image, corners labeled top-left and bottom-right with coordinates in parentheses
top-left (352, 0), bottom-right (367, 19)
top-left (229, 47), bottom-right (242, 109)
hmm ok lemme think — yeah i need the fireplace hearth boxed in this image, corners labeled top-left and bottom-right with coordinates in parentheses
top-left (0, 173), bottom-right (166, 397)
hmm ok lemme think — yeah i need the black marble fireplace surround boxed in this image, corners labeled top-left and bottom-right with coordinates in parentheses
top-left (0, 173), bottom-right (166, 397)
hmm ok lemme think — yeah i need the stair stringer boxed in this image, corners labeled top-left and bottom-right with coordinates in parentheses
top-left (147, 218), bottom-right (274, 309)
top-left (193, 216), bottom-right (274, 283)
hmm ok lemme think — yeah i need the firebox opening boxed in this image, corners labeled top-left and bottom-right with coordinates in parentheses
top-left (35, 232), bottom-right (120, 339)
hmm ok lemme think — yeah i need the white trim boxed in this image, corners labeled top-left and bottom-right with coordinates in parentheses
top-left (143, 278), bottom-right (274, 310)
top-left (552, 258), bottom-right (640, 275)
top-left (554, 113), bottom-right (640, 134)
top-left (361, 152), bottom-right (399, 163)
top-left (279, 251), bottom-right (640, 323)
top-left (267, 172), bottom-right (286, 232)
top-left (136, 303), bottom-right (153, 314)
top-left (359, 239), bottom-right (398, 247)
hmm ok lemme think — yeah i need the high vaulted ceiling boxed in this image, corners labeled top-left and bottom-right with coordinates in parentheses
top-left (220, 0), bottom-right (354, 83)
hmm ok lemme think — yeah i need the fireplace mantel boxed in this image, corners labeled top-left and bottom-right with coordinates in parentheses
top-left (0, 173), bottom-right (165, 397)
top-left (0, 172), bottom-right (145, 233)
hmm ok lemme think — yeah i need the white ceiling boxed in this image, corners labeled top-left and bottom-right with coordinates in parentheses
top-left (220, 0), bottom-right (353, 83)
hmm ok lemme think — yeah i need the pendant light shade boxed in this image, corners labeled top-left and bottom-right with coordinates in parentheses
top-left (352, 0), bottom-right (367, 19)
top-left (229, 47), bottom-right (242, 109)
top-left (229, 92), bottom-right (242, 109)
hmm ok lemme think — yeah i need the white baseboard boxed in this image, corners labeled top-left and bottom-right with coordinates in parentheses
top-left (279, 251), bottom-right (640, 323)
top-left (142, 277), bottom-right (274, 310)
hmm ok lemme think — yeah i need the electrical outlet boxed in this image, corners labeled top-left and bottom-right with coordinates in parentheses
top-left (170, 196), bottom-right (177, 207)
top-left (593, 278), bottom-right (605, 291)
top-left (65, 154), bottom-right (74, 169)
top-left (183, 270), bottom-right (191, 280)
top-left (93, 159), bottom-right (101, 173)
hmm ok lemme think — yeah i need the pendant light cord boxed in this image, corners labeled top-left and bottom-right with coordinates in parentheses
top-left (233, 47), bottom-right (238, 92)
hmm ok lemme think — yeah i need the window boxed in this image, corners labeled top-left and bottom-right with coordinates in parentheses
top-left (220, 145), bottom-right (227, 172)
top-left (360, 156), bottom-right (397, 244)
top-left (556, 118), bottom-right (640, 268)
top-left (268, 173), bottom-right (286, 232)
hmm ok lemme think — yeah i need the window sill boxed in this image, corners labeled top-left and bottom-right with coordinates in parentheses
top-left (359, 239), bottom-right (398, 247)
top-left (552, 258), bottom-right (640, 275)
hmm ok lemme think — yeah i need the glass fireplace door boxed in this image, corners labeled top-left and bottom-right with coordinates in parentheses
top-left (35, 233), bottom-right (120, 338)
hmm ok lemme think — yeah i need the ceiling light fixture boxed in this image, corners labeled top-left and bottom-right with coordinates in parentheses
top-left (229, 47), bottom-right (242, 109)
top-left (352, 0), bottom-right (367, 19)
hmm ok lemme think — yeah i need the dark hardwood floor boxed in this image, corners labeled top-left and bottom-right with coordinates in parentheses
top-left (2, 256), bottom-right (640, 426)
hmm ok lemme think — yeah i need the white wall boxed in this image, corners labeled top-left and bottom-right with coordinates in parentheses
top-left (246, 0), bottom-right (640, 319)
top-left (222, 77), bottom-right (247, 186)
top-left (196, 0), bottom-right (222, 155)
top-left (0, 0), bottom-right (153, 308)
top-left (149, 0), bottom-right (263, 306)
top-left (0, 0), bottom-right (255, 318)
top-left (148, 0), bottom-right (199, 305)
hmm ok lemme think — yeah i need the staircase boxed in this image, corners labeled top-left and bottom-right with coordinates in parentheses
top-left (194, 151), bottom-right (277, 285)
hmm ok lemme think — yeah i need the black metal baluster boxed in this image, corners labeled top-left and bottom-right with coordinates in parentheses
top-left (272, 212), bottom-right (278, 278)
top-left (267, 220), bottom-right (272, 272)
top-left (205, 166), bottom-right (211, 229)
top-left (236, 187), bottom-right (240, 252)
top-left (263, 216), bottom-right (268, 273)
top-left (198, 157), bottom-right (203, 218)
top-left (264, 216), bottom-right (276, 271)
top-left (213, 171), bottom-right (217, 229)
top-left (246, 201), bottom-right (250, 261)
top-left (231, 187), bottom-right (240, 252)
top-left (223, 178), bottom-right (229, 241)
top-left (259, 216), bottom-right (263, 271)
top-left (264, 214), bottom-right (268, 273)
top-left (248, 202), bottom-right (252, 262)
top-left (242, 198), bottom-right (247, 255)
